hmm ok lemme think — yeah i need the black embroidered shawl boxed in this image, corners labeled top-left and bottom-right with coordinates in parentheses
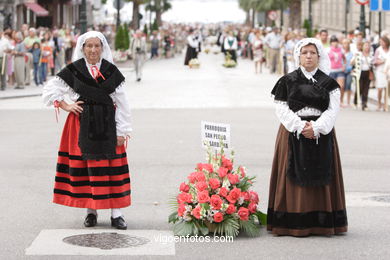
top-left (57, 58), bottom-right (125, 160)
top-left (271, 68), bottom-right (339, 112)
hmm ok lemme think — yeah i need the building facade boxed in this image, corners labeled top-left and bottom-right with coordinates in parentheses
top-left (301, 0), bottom-right (390, 35)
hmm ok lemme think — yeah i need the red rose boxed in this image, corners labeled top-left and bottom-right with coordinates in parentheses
top-left (196, 181), bottom-right (208, 191)
top-left (203, 163), bottom-right (214, 173)
top-left (227, 173), bottom-right (239, 185)
top-left (249, 191), bottom-right (259, 204)
top-left (191, 206), bottom-right (201, 219)
top-left (209, 178), bottom-right (221, 190)
top-left (226, 188), bottom-right (241, 203)
top-left (218, 187), bottom-right (229, 197)
top-left (195, 171), bottom-right (206, 182)
top-left (188, 172), bottom-right (197, 184)
top-left (218, 167), bottom-right (228, 178)
top-left (197, 190), bottom-right (210, 203)
top-left (196, 163), bottom-right (204, 171)
top-left (222, 156), bottom-right (233, 171)
top-left (226, 204), bottom-right (236, 214)
top-left (239, 166), bottom-right (246, 178)
top-left (213, 212), bottom-right (224, 223)
top-left (179, 182), bottom-right (190, 192)
top-left (177, 192), bottom-right (192, 204)
top-left (248, 202), bottom-right (257, 213)
top-left (241, 191), bottom-right (250, 201)
top-left (237, 207), bottom-right (249, 221)
top-left (178, 204), bottom-right (186, 217)
top-left (210, 195), bottom-right (223, 210)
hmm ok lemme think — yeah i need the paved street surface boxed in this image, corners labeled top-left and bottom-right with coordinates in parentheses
top-left (0, 52), bottom-right (390, 259)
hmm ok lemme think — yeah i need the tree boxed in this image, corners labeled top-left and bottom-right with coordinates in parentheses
top-left (115, 25), bottom-right (125, 50)
top-left (145, 0), bottom-right (172, 27)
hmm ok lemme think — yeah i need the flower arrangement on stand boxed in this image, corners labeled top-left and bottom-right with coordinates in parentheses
top-left (113, 50), bottom-right (129, 63)
top-left (223, 52), bottom-right (237, 68)
top-left (189, 58), bottom-right (200, 69)
top-left (168, 143), bottom-right (267, 237)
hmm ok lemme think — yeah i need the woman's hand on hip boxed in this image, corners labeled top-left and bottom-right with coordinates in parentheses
top-left (117, 136), bottom-right (125, 146)
top-left (62, 101), bottom-right (84, 115)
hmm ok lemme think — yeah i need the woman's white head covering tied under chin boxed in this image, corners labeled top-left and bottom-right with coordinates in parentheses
top-left (293, 38), bottom-right (331, 76)
top-left (71, 31), bottom-right (114, 64)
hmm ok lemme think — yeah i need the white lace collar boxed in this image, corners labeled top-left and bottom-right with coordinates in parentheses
top-left (300, 66), bottom-right (318, 82)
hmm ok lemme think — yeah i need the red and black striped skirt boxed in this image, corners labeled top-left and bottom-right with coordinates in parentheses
top-left (53, 113), bottom-right (131, 209)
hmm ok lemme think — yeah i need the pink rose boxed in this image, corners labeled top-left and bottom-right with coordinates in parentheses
top-left (237, 207), bottom-right (249, 221)
top-left (226, 204), bottom-right (236, 214)
top-left (196, 181), bottom-right (208, 191)
top-left (191, 206), bottom-right (201, 219)
top-left (227, 173), bottom-right (239, 185)
top-left (188, 172), bottom-right (197, 184)
top-left (241, 191), bottom-right (250, 201)
top-left (210, 195), bottom-right (223, 210)
top-left (239, 166), bottom-right (246, 178)
top-left (196, 163), bottom-right (204, 171)
top-left (195, 171), bottom-right (206, 182)
top-left (249, 191), bottom-right (259, 204)
top-left (202, 163), bottom-right (214, 173)
top-left (248, 202), bottom-right (257, 213)
top-left (218, 187), bottom-right (229, 197)
top-left (179, 182), bottom-right (190, 193)
top-left (197, 190), bottom-right (210, 203)
top-left (213, 212), bottom-right (224, 223)
top-left (209, 178), bottom-right (221, 190)
top-left (178, 204), bottom-right (186, 217)
top-left (217, 167), bottom-right (228, 178)
top-left (222, 156), bottom-right (233, 171)
top-left (177, 192), bottom-right (192, 204)
top-left (226, 188), bottom-right (241, 203)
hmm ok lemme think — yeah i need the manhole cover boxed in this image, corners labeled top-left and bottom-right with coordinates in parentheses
top-left (63, 232), bottom-right (150, 250)
top-left (367, 195), bottom-right (390, 203)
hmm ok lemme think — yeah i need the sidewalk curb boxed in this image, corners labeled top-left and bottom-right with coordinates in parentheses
top-left (0, 93), bottom-right (42, 100)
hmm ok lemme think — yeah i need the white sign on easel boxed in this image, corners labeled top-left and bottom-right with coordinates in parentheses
top-left (201, 121), bottom-right (231, 151)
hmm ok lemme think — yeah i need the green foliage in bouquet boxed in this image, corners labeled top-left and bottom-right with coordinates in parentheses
top-left (223, 52), bottom-right (237, 68)
top-left (168, 142), bottom-right (267, 237)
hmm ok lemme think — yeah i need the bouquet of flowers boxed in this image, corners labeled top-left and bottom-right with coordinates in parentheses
top-left (168, 144), bottom-right (266, 237)
top-left (112, 50), bottom-right (129, 63)
top-left (223, 52), bottom-right (237, 68)
top-left (189, 58), bottom-right (200, 69)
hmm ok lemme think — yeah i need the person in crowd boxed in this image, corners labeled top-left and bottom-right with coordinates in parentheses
top-left (352, 41), bottom-right (373, 111)
top-left (13, 32), bottom-right (26, 89)
top-left (42, 31), bottom-right (132, 230)
top-left (0, 31), bottom-right (12, 90)
top-left (184, 29), bottom-right (200, 66)
top-left (29, 42), bottom-right (42, 86)
top-left (373, 36), bottom-right (389, 111)
top-left (224, 30), bottom-right (238, 63)
top-left (40, 38), bottom-right (53, 84)
top-left (131, 30), bottom-right (147, 82)
top-left (150, 30), bottom-right (160, 59)
top-left (328, 36), bottom-right (346, 105)
top-left (23, 28), bottom-right (40, 86)
top-left (319, 29), bottom-right (330, 50)
top-left (268, 38), bottom-right (347, 236)
top-left (252, 31), bottom-right (264, 73)
top-left (264, 27), bottom-right (283, 74)
top-left (284, 32), bottom-right (298, 73)
top-left (342, 39), bottom-right (353, 107)
top-left (64, 28), bottom-right (74, 64)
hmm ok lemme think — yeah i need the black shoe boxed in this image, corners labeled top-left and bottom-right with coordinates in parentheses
top-left (136, 78), bottom-right (141, 82)
top-left (84, 213), bottom-right (97, 227)
top-left (111, 216), bottom-right (127, 230)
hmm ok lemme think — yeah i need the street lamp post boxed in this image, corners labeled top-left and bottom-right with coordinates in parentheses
top-left (116, 0), bottom-right (121, 30)
top-left (79, 0), bottom-right (87, 34)
top-left (308, 0), bottom-right (312, 36)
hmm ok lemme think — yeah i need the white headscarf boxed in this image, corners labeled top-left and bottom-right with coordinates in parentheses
top-left (293, 38), bottom-right (330, 75)
top-left (72, 31), bottom-right (113, 64)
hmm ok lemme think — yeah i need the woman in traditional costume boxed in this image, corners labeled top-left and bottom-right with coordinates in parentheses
top-left (267, 38), bottom-right (348, 236)
top-left (184, 29), bottom-right (199, 66)
top-left (43, 31), bottom-right (132, 230)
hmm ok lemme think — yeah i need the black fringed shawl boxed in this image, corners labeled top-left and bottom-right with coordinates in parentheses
top-left (271, 68), bottom-right (340, 186)
top-left (57, 58), bottom-right (125, 160)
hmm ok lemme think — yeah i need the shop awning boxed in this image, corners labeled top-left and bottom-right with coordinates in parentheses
top-left (24, 2), bottom-right (49, 17)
